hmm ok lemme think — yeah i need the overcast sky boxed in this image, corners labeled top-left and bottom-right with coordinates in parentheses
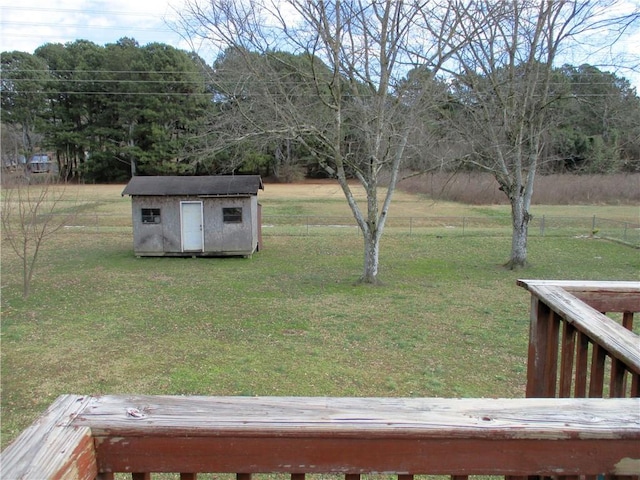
top-left (1, 0), bottom-right (639, 89)
top-left (0, 1), bottom-right (202, 57)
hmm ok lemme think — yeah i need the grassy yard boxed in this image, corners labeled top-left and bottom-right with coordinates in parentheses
top-left (1, 182), bottom-right (639, 449)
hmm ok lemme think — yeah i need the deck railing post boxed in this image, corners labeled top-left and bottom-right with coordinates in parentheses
top-left (610, 357), bottom-right (627, 398)
top-left (543, 310), bottom-right (561, 397)
top-left (559, 321), bottom-right (577, 397)
top-left (574, 332), bottom-right (590, 398)
top-left (526, 296), bottom-right (552, 398)
top-left (588, 343), bottom-right (607, 398)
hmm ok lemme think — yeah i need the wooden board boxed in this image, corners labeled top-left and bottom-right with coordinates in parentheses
top-left (74, 395), bottom-right (640, 476)
top-left (518, 279), bottom-right (640, 313)
top-left (75, 395), bottom-right (640, 439)
top-left (0, 395), bottom-right (97, 480)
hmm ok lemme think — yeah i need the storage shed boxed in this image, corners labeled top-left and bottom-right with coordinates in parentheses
top-left (122, 175), bottom-right (263, 257)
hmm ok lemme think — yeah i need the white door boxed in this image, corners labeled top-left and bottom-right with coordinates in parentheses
top-left (181, 202), bottom-right (204, 251)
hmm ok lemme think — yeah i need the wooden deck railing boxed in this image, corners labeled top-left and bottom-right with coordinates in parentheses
top-left (2, 394), bottom-right (639, 479)
top-left (518, 280), bottom-right (640, 399)
top-left (2, 280), bottom-right (639, 479)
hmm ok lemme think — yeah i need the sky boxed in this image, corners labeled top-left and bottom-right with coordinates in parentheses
top-left (0, 0), bottom-right (209, 59)
top-left (1, 0), bottom-right (639, 89)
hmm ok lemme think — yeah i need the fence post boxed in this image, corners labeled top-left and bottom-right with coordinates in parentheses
top-left (409, 217), bottom-right (412, 236)
top-left (540, 215), bottom-right (545, 236)
top-left (592, 215), bottom-right (596, 234)
top-left (462, 217), bottom-right (466, 237)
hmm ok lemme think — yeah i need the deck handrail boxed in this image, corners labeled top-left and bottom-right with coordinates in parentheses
top-left (2, 394), bottom-right (639, 478)
top-left (518, 279), bottom-right (640, 313)
top-left (518, 279), bottom-right (640, 398)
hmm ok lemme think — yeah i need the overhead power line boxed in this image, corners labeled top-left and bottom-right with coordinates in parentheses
top-left (0, 21), bottom-right (171, 34)
top-left (4, 91), bottom-right (213, 96)
top-left (2, 70), bottom-right (633, 88)
top-left (6, 88), bottom-right (630, 99)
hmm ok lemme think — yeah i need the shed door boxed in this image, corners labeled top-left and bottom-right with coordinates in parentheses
top-left (181, 201), bottom-right (204, 252)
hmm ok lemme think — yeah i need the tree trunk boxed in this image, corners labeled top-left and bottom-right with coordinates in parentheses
top-left (506, 194), bottom-right (530, 270)
top-left (129, 122), bottom-right (137, 177)
top-left (22, 245), bottom-right (30, 299)
top-left (361, 228), bottom-right (380, 284)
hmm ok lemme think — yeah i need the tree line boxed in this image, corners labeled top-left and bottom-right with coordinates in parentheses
top-left (2, 39), bottom-right (638, 184)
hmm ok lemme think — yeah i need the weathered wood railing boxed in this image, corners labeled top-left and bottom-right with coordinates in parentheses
top-left (2, 280), bottom-right (639, 479)
top-left (2, 394), bottom-right (639, 479)
top-left (518, 280), bottom-right (640, 399)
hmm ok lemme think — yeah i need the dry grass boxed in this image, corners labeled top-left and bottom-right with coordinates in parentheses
top-left (263, 179), bottom-right (497, 217)
top-left (398, 172), bottom-right (640, 206)
top-left (264, 177), bottom-right (639, 222)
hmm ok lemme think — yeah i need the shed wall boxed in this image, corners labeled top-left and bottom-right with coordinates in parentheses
top-left (130, 195), bottom-right (258, 257)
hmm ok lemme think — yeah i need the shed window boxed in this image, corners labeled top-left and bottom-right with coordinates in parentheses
top-left (141, 208), bottom-right (161, 224)
top-left (223, 207), bottom-right (243, 223)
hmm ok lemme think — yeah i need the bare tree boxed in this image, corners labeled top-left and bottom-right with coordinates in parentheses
top-left (445, 0), bottom-right (639, 269)
top-left (1, 175), bottom-right (73, 298)
top-left (178, 0), bottom-right (465, 283)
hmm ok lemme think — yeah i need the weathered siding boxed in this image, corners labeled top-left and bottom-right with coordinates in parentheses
top-left (131, 197), bottom-right (171, 254)
top-left (203, 197), bottom-right (255, 254)
top-left (131, 195), bottom-right (258, 257)
top-left (251, 196), bottom-right (260, 249)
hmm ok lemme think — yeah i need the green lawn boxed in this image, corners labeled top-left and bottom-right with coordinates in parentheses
top-left (1, 184), bottom-right (638, 448)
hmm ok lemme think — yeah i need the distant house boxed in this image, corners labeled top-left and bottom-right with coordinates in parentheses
top-left (122, 175), bottom-right (263, 257)
top-left (27, 154), bottom-right (58, 174)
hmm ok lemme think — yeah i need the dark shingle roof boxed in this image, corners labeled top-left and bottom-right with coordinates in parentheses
top-left (122, 175), bottom-right (263, 197)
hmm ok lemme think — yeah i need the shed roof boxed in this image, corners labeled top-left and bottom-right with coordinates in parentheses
top-left (122, 175), bottom-right (263, 197)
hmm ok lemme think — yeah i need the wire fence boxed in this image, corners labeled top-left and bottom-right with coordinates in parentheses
top-left (54, 213), bottom-right (640, 247)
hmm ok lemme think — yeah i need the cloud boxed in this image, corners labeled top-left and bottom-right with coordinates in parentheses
top-left (0, 0), bottom-right (192, 54)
